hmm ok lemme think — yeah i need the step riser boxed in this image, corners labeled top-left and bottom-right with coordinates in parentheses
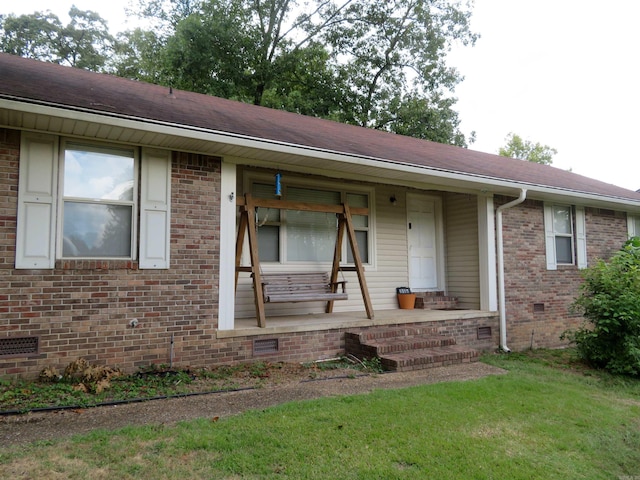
top-left (365, 337), bottom-right (457, 355)
top-left (345, 327), bottom-right (479, 373)
top-left (381, 349), bottom-right (480, 372)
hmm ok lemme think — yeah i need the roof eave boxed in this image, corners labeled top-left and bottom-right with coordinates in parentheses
top-left (2, 95), bottom-right (640, 212)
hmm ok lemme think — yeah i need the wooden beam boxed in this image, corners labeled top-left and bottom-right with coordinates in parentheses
top-left (237, 196), bottom-right (368, 216)
top-left (343, 204), bottom-right (374, 319)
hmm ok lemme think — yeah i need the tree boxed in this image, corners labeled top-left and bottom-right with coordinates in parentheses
top-left (563, 238), bottom-right (640, 377)
top-left (498, 132), bottom-right (557, 165)
top-left (0, 8), bottom-right (114, 71)
top-left (122, 0), bottom-right (477, 146)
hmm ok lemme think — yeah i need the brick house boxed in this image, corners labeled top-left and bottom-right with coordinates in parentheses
top-left (1, 53), bottom-right (640, 378)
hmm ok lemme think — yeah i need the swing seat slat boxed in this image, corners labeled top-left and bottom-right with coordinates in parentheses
top-left (259, 272), bottom-right (348, 303)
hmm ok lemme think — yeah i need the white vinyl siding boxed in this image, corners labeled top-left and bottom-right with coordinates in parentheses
top-left (445, 192), bottom-right (480, 309)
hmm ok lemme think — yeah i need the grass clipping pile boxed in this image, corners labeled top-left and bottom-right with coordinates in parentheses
top-left (1, 357), bottom-right (380, 414)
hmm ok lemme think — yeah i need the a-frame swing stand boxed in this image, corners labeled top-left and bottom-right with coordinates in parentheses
top-left (235, 193), bottom-right (374, 327)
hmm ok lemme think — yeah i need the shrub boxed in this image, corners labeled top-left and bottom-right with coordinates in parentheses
top-left (563, 237), bottom-right (640, 376)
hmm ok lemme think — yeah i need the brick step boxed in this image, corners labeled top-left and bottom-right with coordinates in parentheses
top-left (346, 326), bottom-right (440, 343)
top-left (414, 294), bottom-right (459, 310)
top-left (380, 345), bottom-right (480, 372)
top-left (359, 335), bottom-right (457, 357)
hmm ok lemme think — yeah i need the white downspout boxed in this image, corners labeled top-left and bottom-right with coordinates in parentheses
top-left (496, 189), bottom-right (527, 353)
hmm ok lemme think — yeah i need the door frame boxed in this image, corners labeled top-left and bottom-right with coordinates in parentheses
top-left (406, 192), bottom-right (446, 292)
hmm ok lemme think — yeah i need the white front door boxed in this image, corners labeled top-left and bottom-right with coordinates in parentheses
top-left (407, 194), bottom-right (442, 291)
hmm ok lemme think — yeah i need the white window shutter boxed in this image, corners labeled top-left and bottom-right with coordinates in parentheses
top-left (628, 215), bottom-right (639, 238)
top-left (575, 206), bottom-right (587, 269)
top-left (543, 203), bottom-right (557, 270)
top-left (15, 133), bottom-right (58, 269)
top-left (140, 148), bottom-right (171, 269)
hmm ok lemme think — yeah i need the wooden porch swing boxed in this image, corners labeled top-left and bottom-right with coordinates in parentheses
top-left (235, 193), bottom-right (374, 327)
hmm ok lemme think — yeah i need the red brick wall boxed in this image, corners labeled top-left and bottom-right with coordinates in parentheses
top-left (0, 129), bottom-right (222, 377)
top-left (498, 196), bottom-right (628, 350)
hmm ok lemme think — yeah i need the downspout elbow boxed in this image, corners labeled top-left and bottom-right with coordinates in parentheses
top-left (496, 189), bottom-right (527, 353)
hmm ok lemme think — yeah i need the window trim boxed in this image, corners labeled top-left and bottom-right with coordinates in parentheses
top-left (543, 203), bottom-right (586, 270)
top-left (244, 172), bottom-right (376, 269)
top-left (57, 139), bottom-right (139, 261)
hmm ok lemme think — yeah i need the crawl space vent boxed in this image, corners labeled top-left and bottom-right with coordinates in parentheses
top-left (0, 336), bottom-right (39, 357)
top-left (254, 338), bottom-right (279, 355)
top-left (533, 303), bottom-right (545, 313)
top-left (477, 326), bottom-right (492, 340)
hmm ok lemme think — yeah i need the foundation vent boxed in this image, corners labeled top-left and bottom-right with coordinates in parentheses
top-left (533, 303), bottom-right (545, 313)
top-left (477, 326), bottom-right (492, 340)
top-left (254, 338), bottom-right (279, 355)
top-left (0, 336), bottom-right (39, 357)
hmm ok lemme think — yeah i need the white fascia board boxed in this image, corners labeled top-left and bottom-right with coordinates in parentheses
top-left (3, 97), bottom-right (640, 212)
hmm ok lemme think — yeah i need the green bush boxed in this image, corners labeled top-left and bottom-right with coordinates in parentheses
top-left (563, 237), bottom-right (640, 376)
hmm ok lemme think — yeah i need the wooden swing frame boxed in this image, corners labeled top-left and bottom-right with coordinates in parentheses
top-left (235, 193), bottom-right (374, 327)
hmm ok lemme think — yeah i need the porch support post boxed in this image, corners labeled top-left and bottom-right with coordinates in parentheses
top-left (477, 195), bottom-right (498, 312)
top-left (218, 161), bottom-right (237, 331)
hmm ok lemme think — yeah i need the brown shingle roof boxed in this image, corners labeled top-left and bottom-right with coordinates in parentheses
top-left (1, 53), bottom-right (639, 202)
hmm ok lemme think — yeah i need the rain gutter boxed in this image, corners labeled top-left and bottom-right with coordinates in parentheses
top-left (496, 188), bottom-right (527, 352)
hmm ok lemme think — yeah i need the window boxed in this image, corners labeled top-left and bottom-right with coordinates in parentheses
top-left (251, 179), bottom-right (372, 265)
top-left (16, 133), bottom-right (171, 269)
top-left (61, 143), bottom-right (136, 258)
top-left (543, 203), bottom-right (586, 270)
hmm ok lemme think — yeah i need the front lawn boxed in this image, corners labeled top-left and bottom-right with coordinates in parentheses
top-left (1, 350), bottom-right (639, 479)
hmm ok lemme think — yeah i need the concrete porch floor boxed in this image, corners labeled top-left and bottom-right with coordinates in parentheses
top-left (216, 308), bottom-right (497, 339)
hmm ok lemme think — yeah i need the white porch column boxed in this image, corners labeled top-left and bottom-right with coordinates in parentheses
top-left (218, 160), bottom-right (237, 330)
top-left (477, 195), bottom-right (498, 311)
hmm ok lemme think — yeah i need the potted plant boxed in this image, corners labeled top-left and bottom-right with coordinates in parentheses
top-left (396, 287), bottom-right (416, 309)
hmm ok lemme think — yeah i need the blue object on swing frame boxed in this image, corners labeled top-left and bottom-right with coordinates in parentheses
top-left (274, 172), bottom-right (282, 197)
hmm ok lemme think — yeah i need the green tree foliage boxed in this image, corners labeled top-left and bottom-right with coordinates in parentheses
top-left (0, 7), bottom-right (114, 71)
top-left (122, 0), bottom-right (477, 146)
top-left (563, 237), bottom-right (640, 376)
top-left (498, 132), bottom-right (557, 165)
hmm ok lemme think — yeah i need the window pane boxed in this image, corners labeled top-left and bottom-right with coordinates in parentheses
top-left (634, 217), bottom-right (640, 237)
top-left (553, 206), bottom-right (572, 234)
top-left (347, 231), bottom-right (369, 263)
top-left (346, 193), bottom-right (368, 208)
top-left (63, 202), bottom-right (132, 257)
top-left (253, 184), bottom-right (280, 222)
top-left (286, 210), bottom-right (335, 262)
top-left (64, 144), bottom-right (134, 200)
top-left (257, 225), bottom-right (279, 262)
top-left (288, 187), bottom-right (341, 205)
top-left (351, 214), bottom-right (368, 229)
top-left (555, 236), bottom-right (573, 264)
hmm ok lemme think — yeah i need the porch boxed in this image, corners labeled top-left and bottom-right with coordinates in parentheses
top-left (217, 308), bottom-right (497, 339)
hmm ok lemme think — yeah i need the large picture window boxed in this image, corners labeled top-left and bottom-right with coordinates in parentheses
top-left (252, 180), bottom-right (372, 265)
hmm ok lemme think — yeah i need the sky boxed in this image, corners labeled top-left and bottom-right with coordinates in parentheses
top-left (4, 0), bottom-right (640, 192)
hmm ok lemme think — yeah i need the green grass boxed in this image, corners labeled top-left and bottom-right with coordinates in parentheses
top-left (2, 350), bottom-right (640, 479)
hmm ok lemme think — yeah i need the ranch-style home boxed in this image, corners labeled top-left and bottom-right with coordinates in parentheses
top-left (1, 53), bottom-right (640, 378)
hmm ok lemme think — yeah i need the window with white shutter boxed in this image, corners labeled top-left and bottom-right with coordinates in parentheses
top-left (16, 136), bottom-right (171, 269)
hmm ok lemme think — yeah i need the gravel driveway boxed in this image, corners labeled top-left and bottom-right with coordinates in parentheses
top-left (0, 362), bottom-right (506, 448)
